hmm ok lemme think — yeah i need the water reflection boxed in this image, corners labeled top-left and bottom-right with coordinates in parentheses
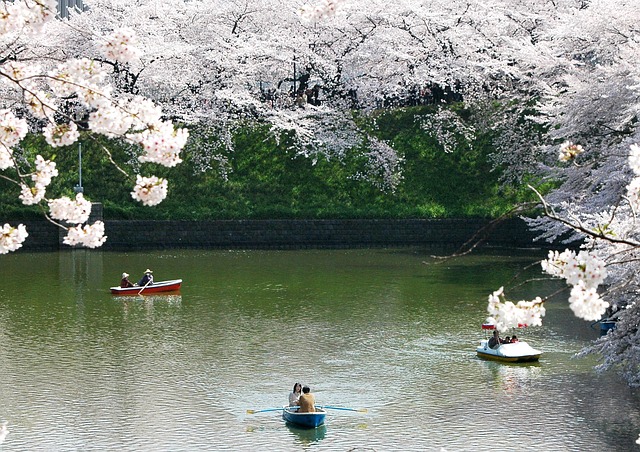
top-left (286, 423), bottom-right (326, 445)
top-left (112, 294), bottom-right (183, 305)
top-left (113, 294), bottom-right (183, 318)
top-left (480, 360), bottom-right (543, 394)
top-left (58, 249), bottom-right (104, 295)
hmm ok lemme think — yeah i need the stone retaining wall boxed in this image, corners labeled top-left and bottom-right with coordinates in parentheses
top-left (19, 217), bottom-right (546, 251)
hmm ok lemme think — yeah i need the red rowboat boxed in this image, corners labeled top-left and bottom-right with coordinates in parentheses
top-left (110, 279), bottom-right (182, 295)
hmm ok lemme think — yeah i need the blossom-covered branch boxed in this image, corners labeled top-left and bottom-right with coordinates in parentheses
top-left (0, 0), bottom-right (188, 252)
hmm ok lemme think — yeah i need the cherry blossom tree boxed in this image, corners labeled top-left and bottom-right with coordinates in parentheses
top-left (468, 1), bottom-right (640, 387)
top-left (45, 0), bottom-right (587, 191)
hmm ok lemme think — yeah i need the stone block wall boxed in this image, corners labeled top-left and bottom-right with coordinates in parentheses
top-left (101, 217), bottom-right (542, 250)
top-left (14, 217), bottom-right (546, 251)
top-left (19, 220), bottom-right (60, 250)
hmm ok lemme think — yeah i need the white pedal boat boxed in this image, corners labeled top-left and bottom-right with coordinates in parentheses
top-left (476, 323), bottom-right (542, 363)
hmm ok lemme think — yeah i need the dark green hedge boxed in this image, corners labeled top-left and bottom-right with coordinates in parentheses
top-left (0, 106), bottom-right (537, 221)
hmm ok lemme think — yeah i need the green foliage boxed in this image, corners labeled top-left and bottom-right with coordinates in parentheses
top-left (0, 107), bottom-right (533, 221)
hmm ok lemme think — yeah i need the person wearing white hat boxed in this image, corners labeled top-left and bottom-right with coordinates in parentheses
top-left (138, 269), bottom-right (154, 287)
top-left (120, 272), bottom-right (134, 288)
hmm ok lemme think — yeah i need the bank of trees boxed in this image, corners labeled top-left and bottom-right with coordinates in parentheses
top-left (0, 0), bottom-right (639, 392)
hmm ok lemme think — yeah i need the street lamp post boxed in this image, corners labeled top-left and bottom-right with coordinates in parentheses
top-left (74, 143), bottom-right (83, 194)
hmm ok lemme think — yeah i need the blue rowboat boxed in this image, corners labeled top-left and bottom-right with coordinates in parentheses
top-left (600, 320), bottom-right (617, 336)
top-left (282, 406), bottom-right (326, 428)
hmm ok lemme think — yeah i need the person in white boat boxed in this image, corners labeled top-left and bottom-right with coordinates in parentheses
top-left (138, 269), bottom-right (154, 286)
top-left (488, 330), bottom-right (500, 348)
top-left (288, 382), bottom-right (302, 406)
top-left (511, 335), bottom-right (519, 343)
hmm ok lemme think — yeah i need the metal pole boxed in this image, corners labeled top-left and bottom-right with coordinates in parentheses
top-left (74, 143), bottom-right (83, 194)
top-left (78, 143), bottom-right (82, 188)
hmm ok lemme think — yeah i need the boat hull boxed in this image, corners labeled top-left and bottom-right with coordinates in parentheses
top-left (476, 340), bottom-right (541, 363)
top-left (600, 320), bottom-right (617, 336)
top-left (282, 406), bottom-right (326, 428)
top-left (110, 279), bottom-right (182, 295)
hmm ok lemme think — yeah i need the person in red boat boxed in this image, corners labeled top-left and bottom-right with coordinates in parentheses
top-left (120, 272), bottom-right (134, 288)
top-left (138, 269), bottom-right (154, 286)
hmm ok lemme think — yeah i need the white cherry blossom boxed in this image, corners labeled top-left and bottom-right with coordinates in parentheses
top-left (134, 122), bottom-right (188, 168)
top-left (540, 249), bottom-right (575, 278)
top-left (0, 0), bottom-right (56, 37)
top-left (131, 175), bottom-right (168, 206)
top-left (63, 221), bottom-right (107, 248)
top-left (43, 122), bottom-right (80, 148)
top-left (99, 28), bottom-right (142, 64)
top-left (32, 155), bottom-right (58, 187)
top-left (568, 282), bottom-right (609, 321)
top-left (48, 193), bottom-right (92, 224)
top-left (0, 6), bottom-right (187, 253)
top-left (0, 109), bottom-right (28, 149)
top-left (299, 0), bottom-right (343, 23)
top-left (486, 287), bottom-right (545, 332)
top-left (0, 61), bottom-right (41, 90)
top-left (562, 251), bottom-right (607, 289)
top-left (24, 90), bottom-right (58, 120)
top-left (626, 177), bottom-right (640, 210)
top-left (558, 141), bottom-right (584, 162)
top-left (18, 183), bottom-right (46, 205)
top-left (629, 144), bottom-right (640, 175)
top-left (0, 224), bottom-right (28, 254)
top-left (0, 147), bottom-right (13, 170)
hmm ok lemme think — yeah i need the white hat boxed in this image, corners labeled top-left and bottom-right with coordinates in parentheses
top-left (122, 272), bottom-right (129, 278)
top-left (144, 269), bottom-right (153, 274)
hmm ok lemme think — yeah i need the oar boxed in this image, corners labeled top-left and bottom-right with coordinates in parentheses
top-left (319, 405), bottom-right (368, 413)
top-left (138, 279), bottom-right (152, 295)
top-left (246, 407), bottom-right (285, 414)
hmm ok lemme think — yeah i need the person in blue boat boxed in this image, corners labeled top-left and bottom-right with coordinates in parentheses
top-left (138, 269), bottom-right (154, 286)
top-left (120, 272), bottom-right (134, 288)
top-left (288, 382), bottom-right (302, 407)
top-left (298, 386), bottom-right (316, 413)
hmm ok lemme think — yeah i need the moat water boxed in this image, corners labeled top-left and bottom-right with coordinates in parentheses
top-left (0, 248), bottom-right (638, 451)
